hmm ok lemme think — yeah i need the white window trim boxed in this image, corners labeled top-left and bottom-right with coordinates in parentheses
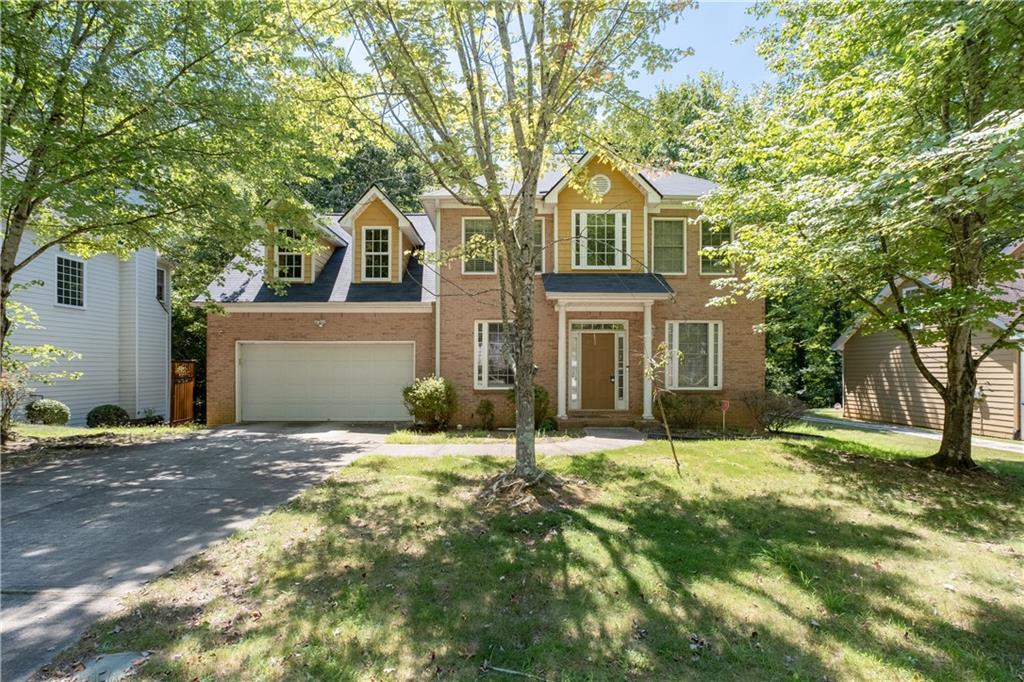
top-left (534, 216), bottom-right (546, 275)
top-left (651, 217), bottom-right (688, 275)
top-left (571, 209), bottom-right (631, 270)
top-left (474, 320), bottom-right (513, 390)
top-left (698, 218), bottom-right (734, 276)
top-left (156, 267), bottom-right (168, 302)
top-left (461, 216), bottom-right (497, 275)
top-left (665, 320), bottom-right (723, 391)
top-left (274, 228), bottom-right (305, 282)
top-left (54, 254), bottom-right (86, 309)
top-left (361, 225), bottom-right (392, 282)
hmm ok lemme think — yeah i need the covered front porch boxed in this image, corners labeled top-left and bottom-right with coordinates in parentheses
top-left (542, 274), bottom-right (674, 422)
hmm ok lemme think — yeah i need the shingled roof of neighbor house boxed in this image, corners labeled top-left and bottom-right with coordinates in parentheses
top-left (197, 213), bottom-right (435, 305)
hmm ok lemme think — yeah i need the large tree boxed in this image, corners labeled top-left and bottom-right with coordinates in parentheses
top-left (314, 1), bottom-right (684, 480)
top-left (705, 0), bottom-right (1024, 469)
top-left (0, 0), bottom-right (348, 353)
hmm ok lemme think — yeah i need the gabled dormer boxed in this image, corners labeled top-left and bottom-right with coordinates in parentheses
top-left (338, 185), bottom-right (425, 284)
top-left (265, 219), bottom-right (346, 285)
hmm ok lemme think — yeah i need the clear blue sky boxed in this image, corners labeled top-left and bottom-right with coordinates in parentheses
top-left (632, 1), bottom-right (776, 95)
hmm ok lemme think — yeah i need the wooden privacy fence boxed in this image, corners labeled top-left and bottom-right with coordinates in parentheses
top-left (171, 360), bottom-right (196, 425)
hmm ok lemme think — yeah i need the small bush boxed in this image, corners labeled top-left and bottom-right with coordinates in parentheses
top-left (402, 376), bottom-right (457, 431)
top-left (742, 391), bottom-right (806, 433)
top-left (474, 399), bottom-right (495, 431)
top-left (659, 393), bottom-right (716, 428)
top-left (25, 398), bottom-right (71, 425)
top-left (506, 383), bottom-right (551, 427)
top-left (86, 404), bottom-right (131, 428)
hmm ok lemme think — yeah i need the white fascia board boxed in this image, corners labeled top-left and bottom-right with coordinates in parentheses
top-left (542, 150), bottom-right (662, 206)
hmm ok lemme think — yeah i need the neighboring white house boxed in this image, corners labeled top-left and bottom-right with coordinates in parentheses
top-left (9, 231), bottom-right (172, 425)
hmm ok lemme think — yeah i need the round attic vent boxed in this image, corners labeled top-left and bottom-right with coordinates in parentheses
top-left (589, 173), bottom-right (611, 196)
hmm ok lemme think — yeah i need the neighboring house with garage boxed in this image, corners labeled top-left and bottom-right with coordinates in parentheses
top-left (832, 245), bottom-right (1023, 440)
top-left (198, 153), bottom-right (765, 427)
top-left (9, 230), bottom-right (173, 425)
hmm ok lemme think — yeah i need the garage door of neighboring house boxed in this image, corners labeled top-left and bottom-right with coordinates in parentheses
top-left (237, 342), bottom-right (414, 422)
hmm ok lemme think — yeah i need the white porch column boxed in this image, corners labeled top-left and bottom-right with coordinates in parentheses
top-left (557, 302), bottom-right (568, 419)
top-left (642, 301), bottom-right (654, 420)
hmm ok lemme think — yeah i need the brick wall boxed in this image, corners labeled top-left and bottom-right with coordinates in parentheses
top-left (435, 205), bottom-right (765, 429)
top-left (205, 310), bottom-right (434, 426)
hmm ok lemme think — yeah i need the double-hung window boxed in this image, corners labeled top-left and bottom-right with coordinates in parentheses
top-left (573, 210), bottom-right (629, 269)
top-left (666, 321), bottom-right (723, 390)
top-left (463, 218), bottom-right (496, 274)
top-left (156, 267), bottom-right (167, 302)
top-left (699, 220), bottom-right (733, 275)
top-left (362, 226), bottom-right (391, 281)
top-left (463, 217), bottom-right (544, 273)
top-left (275, 228), bottom-right (304, 281)
top-left (652, 218), bottom-right (687, 274)
top-left (56, 256), bottom-right (84, 307)
top-left (474, 321), bottom-right (514, 389)
top-left (533, 218), bottom-right (544, 273)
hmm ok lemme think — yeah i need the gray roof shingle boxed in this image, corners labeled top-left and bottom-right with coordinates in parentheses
top-left (198, 213), bottom-right (436, 305)
top-left (541, 273), bottom-right (674, 296)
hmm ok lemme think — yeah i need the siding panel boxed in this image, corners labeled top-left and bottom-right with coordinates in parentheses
top-left (843, 329), bottom-right (1019, 439)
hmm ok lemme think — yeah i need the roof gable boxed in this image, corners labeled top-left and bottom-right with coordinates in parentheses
top-left (339, 185), bottom-right (424, 247)
top-left (542, 151), bottom-right (661, 205)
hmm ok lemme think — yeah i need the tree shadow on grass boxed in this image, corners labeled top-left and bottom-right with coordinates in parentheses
top-left (48, 454), bottom-right (1023, 681)
top-left (778, 437), bottom-right (1024, 541)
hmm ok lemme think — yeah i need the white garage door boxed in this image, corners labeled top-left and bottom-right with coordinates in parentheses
top-left (238, 342), bottom-right (414, 421)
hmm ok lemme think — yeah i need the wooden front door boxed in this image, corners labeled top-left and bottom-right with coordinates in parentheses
top-left (580, 333), bottom-right (616, 409)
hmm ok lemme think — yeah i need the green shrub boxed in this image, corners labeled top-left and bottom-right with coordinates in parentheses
top-left (742, 391), bottom-right (806, 433)
top-left (506, 383), bottom-right (551, 427)
top-left (402, 376), bottom-right (457, 431)
top-left (474, 399), bottom-right (495, 430)
top-left (25, 398), bottom-right (71, 425)
top-left (658, 393), bottom-right (716, 428)
top-left (86, 404), bottom-right (131, 428)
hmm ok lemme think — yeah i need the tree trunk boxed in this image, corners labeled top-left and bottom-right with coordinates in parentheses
top-left (512, 245), bottom-right (537, 478)
top-left (927, 327), bottom-right (978, 470)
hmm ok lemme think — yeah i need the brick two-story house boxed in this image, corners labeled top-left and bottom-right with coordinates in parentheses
top-left (199, 154), bottom-right (764, 427)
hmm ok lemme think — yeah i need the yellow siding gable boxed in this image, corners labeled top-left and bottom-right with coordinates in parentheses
top-left (352, 198), bottom-right (401, 284)
top-left (556, 159), bottom-right (646, 273)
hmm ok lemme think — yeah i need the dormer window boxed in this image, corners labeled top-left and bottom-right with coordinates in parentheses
top-left (275, 228), bottom-right (304, 281)
top-left (362, 226), bottom-right (391, 281)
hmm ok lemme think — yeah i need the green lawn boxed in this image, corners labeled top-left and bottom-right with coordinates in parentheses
top-left (385, 428), bottom-right (584, 444)
top-left (49, 431), bottom-right (1024, 681)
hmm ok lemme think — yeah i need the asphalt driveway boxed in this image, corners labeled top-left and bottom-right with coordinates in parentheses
top-left (1, 422), bottom-right (387, 681)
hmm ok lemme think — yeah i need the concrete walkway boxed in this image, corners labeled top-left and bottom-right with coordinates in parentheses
top-left (360, 427), bottom-right (647, 457)
top-left (802, 415), bottom-right (1024, 455)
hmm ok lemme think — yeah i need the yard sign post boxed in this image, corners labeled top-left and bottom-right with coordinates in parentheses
top-left (720, 399), bottom-right (730, 432)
